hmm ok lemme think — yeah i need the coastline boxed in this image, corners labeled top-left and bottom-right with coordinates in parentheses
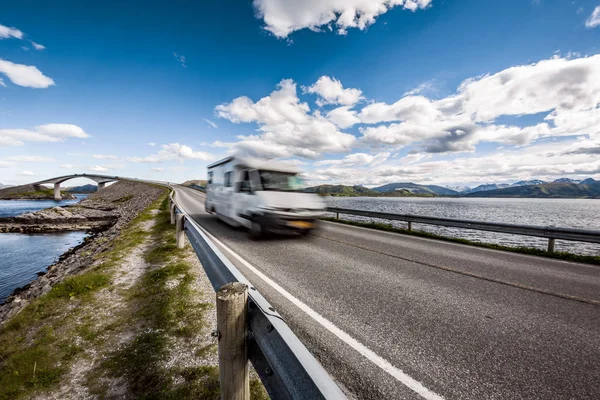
top-left (0, 181), bottom-right (166, 323)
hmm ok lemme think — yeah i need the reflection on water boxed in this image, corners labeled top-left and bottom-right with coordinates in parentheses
top-left (325, 197), bottom-right (600, 256)
top-left (0, 232), bottom-right (88, 303)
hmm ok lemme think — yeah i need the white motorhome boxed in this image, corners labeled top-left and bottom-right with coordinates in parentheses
top-left (205, 156), bottom-right (326, 237)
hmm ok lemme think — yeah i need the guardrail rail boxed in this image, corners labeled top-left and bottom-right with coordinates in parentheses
top-left (327, 207), bottom-right (600, 253)
top-left (169, 191), bottom-right (346, 400)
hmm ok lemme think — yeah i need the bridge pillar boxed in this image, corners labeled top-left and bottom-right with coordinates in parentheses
top-left (54, 183), bottom-right (61, 201)
top-left (98, 182), bottom-right (106, 191)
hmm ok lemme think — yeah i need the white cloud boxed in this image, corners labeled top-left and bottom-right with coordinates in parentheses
top-left (215, 79), bottom-right (355, 158)
top-left (152, 167), bottom-right (165, 172)
top-left (0, 160), bottom-right (12, 168)
top-left (0, 78), bottom-right (5, 87)
top-left (0, 124), bottom-right (89, 146)
top-left (0, 24), bottom-right (23, 39)
top-left (31, 41), bottom-right (45, 50)
top-left (60, 164), bottom-right (77, 169)
top-left (315, 151), bottom-right (390, 166)
top-left (148, 142), bottom-right (156, 147)
top-left (19, 171), bottom-right (35, 176)
top-left (173, 52), bottom-right (187, 68)
top-left (585, 6), bottom-right (600, 28)
top-left (204, 118), bottom-right (218, 128)
top-left (0, 59), bottom-right (55, 88)
top-left (130, 143), bottom-right (216, 163)
top-left (89, 166), bottom-right (108, 172)
top-left (6, 155), bottom-right (54, 162)
top-left (303, 76), bottom-right (363, 106)
top-left (92, 154), bottom-right (119, 160)
top-left (253, 0), bottom-right (432, 38)
top-left (326, 106), bottom-right (361, 128)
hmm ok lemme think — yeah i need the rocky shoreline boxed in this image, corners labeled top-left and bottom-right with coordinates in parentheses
top-left (0, 180), bottom-right (166, 323)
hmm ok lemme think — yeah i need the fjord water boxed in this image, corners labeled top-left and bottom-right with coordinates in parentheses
top-left (0, 195), bottom-right (89, 303)
top-left (325, 197), bottom-right (600, 256)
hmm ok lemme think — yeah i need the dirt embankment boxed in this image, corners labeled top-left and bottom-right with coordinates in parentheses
top-left (0, 180), bottom-right (165, 322)
top-left (0, 184), bottom-right (77, 200)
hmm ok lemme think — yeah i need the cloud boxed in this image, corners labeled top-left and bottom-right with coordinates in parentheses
top-left (173, 52), bottom-right (187, 68)
top-left (0, 124), bottom-right (89, 146)
top-left (31, 42), bottom-right (45, 50)
top-left (152, 167), bottom-right (165, 172)
top-left (0, 77), bottom-right (5, 87)
top-left (130, 143), bottom-right (216, 163)
top-left (203, 118), bottom-right (218, 128)
top-left (60, 164), bottom-right (77, 169)
top-left (6, 155), bottom-right (54, 162)
top-left (315, 151), bottom-right (390, 166)
top-left (0, 59), bottom-right (55, 88)
top-left (215, 79), bottom-right (355, 158)
top-left (147, 142), bottom-right (156, 147)
top-left (89, 166), bottom-right (108, 172)
top-left (253, 0), bottom-right (432, 38)
top-left (18, 170), bottom-right (34, 176)
top-left (0, 24), bottom-right (23, 39)
top-left (303, 76), bottom-right (364, 106)
top-left (92, 154), bottom-right (119, 160)
top-left (586, 6), bottom-right (600, 28)
top-left (326, 106), bottom-right (361, 128)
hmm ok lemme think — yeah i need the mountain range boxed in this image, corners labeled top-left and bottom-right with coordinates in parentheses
top-left (306, 178), bottom-right (600, 198)
top-left (0, 183), bottom-right (13, 189)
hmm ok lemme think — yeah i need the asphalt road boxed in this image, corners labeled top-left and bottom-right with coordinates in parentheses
top-left (174, 186), bottom-right (600, 400)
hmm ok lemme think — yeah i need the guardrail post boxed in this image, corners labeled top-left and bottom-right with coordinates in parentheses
top-left (407, 221), bottom-right (412, 232)
top-left (548, 238), bottom-right (556, 253)
top-left (216, 282), bottom-right (249, 400)
top-left (170, 202), bottom-right (176, 225)
top-left (336, 212), bottom-right (339, 220)
top-left (176, 213), bottom-right (185, 249)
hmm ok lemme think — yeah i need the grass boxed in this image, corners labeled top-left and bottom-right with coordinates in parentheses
top-left (322, 217), bottom-right (600, 266)
top-left (90, 196), bottom-right (268, 399)
top-left (0, 190), bottom-right (168, 400)
top-left (1, 190), bottom-right (268, 399)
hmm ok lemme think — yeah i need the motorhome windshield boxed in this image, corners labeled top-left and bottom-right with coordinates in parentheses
top-left (258, 170), bottom-right (305, 191)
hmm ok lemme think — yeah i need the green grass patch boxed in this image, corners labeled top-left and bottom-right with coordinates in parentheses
top-left (0, 189), bottom-right (168, 400)
top-left (322, 217), bottom-right (600, 265)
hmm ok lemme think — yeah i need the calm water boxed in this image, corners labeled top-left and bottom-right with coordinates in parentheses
top-left (0, 194), bottom-right (88, 218)
top-left (0, 194), bottom-right (89, 303)
top-left (325, 197), bottom-right (600, 256)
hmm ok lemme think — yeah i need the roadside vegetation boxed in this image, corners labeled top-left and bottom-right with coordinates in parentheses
top-left (0, 191), bottom-right (267, 399)
top-left (322, 217), bottom-right (600, 266)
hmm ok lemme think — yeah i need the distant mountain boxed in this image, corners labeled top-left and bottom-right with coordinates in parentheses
top-left (182, 179), bottom-right (207, 187)
top-left (462, 183), bottom-right (510, 194)
top-left (554, 178), bottom-right (580, 184)
top-left (466, 180), bottom-right (600, 198)
top-left (305, 185), bottom-right (378, 196)
top-left (511, 180), bottom-right (546, 187)
top-left (65, 184), bottom-right (97, 193)
top-left (0, 183), bottom-right (12, 189)
top-left (372, 182), bottom-right (458, 196)
top-left (446, 185), bottom-right (471, 193)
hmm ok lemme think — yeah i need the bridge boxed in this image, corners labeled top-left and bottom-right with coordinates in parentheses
top-left (31, 173), bottom-right (120, 200)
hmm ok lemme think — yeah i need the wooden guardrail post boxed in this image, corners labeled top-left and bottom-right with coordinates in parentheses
top-left (170, 201), bottom-right (176, 225)
top-left (216, 282), bottom-right (249, 400)
top-left (548, 238), bottom-right (556, 253)
top-left (336, 212), bottom-right (339, 220)
top-left (407, 221), bottom-right (412, 232)
top-left (176, 213), bottom-right (185, 249)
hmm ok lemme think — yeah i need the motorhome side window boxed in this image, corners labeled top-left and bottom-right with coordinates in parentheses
top-left (240, 170), bottom-right (251, 192)
top-left (224, 171), bottom-right (232, 187)
top-left (207, 171), bottom-right (213, 184)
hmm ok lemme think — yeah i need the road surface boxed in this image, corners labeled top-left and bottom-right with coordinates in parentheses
top-left (174, 185), bottom-right (600, 400)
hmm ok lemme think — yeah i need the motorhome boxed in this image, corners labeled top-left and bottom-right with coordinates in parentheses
top-left (205, 156), bottom-right (326, 237)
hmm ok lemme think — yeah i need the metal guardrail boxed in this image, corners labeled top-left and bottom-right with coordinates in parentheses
top-left (327, 207), bottom-right (600, 253)
top-left (169, 191), bottom-right (346, 400)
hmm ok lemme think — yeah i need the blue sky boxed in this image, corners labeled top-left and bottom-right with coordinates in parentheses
top-left (1, 0), bottom-right (600, 187)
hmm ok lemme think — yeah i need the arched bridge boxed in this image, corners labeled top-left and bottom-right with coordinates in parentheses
top-left (32, 174), bottom-right (120, 200)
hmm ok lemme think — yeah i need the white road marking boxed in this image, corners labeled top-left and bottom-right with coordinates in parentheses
top-left (178, 188), bottom-right (444, 400)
